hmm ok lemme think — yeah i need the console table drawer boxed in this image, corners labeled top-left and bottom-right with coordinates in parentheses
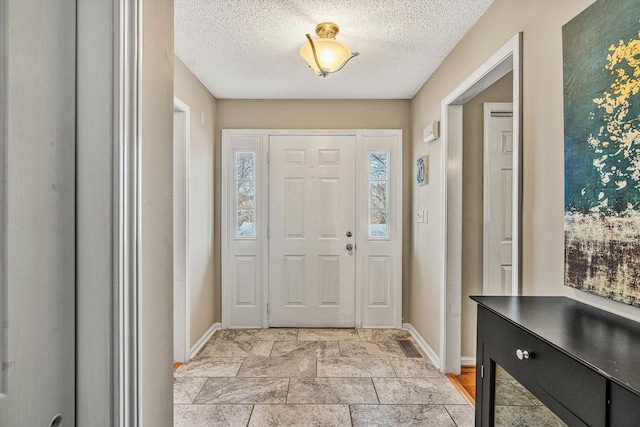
top-left (483, 309), bottom-right (607, 426)
top-left (609, 382), bottom-right (640, 426)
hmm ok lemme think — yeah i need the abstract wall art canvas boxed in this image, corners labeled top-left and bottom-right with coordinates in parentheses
top-left (563, 0), bottom-right (640, 306)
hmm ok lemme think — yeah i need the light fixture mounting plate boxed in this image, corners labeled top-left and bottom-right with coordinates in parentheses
top-left (315, 22), bottom-right (339, 39)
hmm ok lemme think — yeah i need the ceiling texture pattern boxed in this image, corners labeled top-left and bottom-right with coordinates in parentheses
top-left (174, 0), bottom-right (494, 99)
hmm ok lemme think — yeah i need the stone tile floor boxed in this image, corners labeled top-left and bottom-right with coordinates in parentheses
top-left (174, 328), bottom-right (474, 426)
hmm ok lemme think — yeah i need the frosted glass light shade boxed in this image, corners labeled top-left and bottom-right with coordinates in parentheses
top-left (299, 38), bottom-right (352, 75)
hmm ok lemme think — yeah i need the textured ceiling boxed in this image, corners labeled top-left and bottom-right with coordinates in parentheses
top-left (174, 0), bottom-right (494, 99)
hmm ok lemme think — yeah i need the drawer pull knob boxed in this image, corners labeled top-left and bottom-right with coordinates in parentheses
top-left (516, 349), bottom-right (530, 360)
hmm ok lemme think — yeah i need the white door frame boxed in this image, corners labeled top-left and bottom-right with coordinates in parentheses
top-left (439, 33), bottom-right (523, 374)
top-left (222, 129), bottom-right (403, 329)
top-left (75, 0), bottom-right (141, 424)
top-left (173, 96), bottom-right (190, 363)
top-left (115, 0), bottom-right (141, 424)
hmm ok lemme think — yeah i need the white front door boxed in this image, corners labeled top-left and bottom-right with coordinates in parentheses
top-left (483, 103), bottom-right (514, 295)
top-left (268, 135), bottom-right (356, 327)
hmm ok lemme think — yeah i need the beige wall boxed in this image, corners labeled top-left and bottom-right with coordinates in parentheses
top-left (461, 72), bottom-right (512, 359)
top-left (216, 99), bottom-right (413, 320)
top-left (174, 57), bottom-right (218, 346)
top-left (140, 0), bottom-right (174, 424)
top-left (411, 0), bottom-right (640, 362)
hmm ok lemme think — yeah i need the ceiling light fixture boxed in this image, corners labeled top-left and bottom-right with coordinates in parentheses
top-left (299, 22), bottom-right (359, 77)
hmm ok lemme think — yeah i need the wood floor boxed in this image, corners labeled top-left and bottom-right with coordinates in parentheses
top-left (447, 365), bottom-right (476, 404)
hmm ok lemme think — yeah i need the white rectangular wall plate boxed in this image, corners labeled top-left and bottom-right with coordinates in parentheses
top-left (423, 120), bottom-right (440, 143)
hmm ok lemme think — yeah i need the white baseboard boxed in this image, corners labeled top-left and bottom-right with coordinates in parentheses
top-left (189, 322), bottom-right (221, 360)
top-left (461, 356), bottom-right (476, 366)
top-left (403, 323), bottom-right (441, 370)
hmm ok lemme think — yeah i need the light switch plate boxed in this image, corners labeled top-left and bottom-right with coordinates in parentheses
top-left (416, 210), bottom-right (425, 223)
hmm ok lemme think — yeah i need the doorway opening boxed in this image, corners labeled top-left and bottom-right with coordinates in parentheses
top-left (173, 97), bottom-right (190, 363)
top-left (440, 33), bottom-right (523, 375)
top-left (482, 102), bottom-right (514, 297)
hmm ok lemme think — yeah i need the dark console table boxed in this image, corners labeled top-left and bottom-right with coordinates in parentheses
top-left (472, 296), bottom-right (640, 426)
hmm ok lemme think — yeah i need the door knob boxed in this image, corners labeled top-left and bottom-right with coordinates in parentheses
top-left (516, 349), bottom-right (530, 360)
top-left (346, 231), bottom-right (352, 237)
top-left (48, 414), bottom-right (63, 427)
top-left (346, 244), bottom-right (353, 251)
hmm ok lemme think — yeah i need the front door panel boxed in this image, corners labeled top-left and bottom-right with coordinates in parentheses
top-left (269, 135), bottom-right (356, 327)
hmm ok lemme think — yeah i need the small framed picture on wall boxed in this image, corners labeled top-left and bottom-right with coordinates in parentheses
top-left (416, 155), bottom-right (428, 185)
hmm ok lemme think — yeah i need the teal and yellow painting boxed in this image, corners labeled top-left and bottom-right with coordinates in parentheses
top-left (563, 0), bottom-right (640, 306)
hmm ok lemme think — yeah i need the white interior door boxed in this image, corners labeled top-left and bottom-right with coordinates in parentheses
top-left (1, 1), bottom-right (76, 425)
top-left (483, 103), bottom-right (513, 295)
top-left (269, 135), bottom-right (356, 327)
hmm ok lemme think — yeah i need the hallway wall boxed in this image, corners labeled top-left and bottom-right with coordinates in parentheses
top-left (410, 0), bottom-right (640, 362)
top-left (140, 0), bottom-right (174, 424)
top-left (174, 57), bottom-right (218, 348)
top-left (215, 99), bottom-right (412, 322)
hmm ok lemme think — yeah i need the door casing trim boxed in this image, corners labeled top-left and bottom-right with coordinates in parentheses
top-left (439, 33), bottom-right (523, 374)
